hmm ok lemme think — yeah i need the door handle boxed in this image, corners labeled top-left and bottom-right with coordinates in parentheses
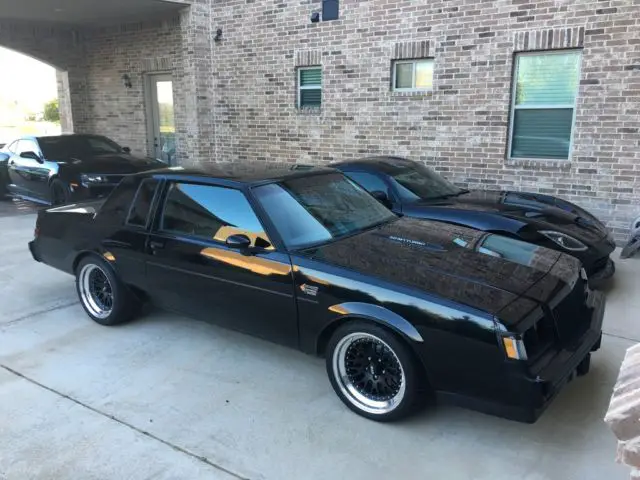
top-left (8, 159), bottom-right (14, 166)
top-left (149, 240), bottom-right (165, 251)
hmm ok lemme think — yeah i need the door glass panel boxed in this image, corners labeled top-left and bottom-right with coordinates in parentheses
top-left (161, 183), bottom-right (270, 247)
top-left (156, 80), bottom-right (175, 164)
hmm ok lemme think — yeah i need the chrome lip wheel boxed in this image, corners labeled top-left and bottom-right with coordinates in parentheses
top-left (79, 264), bottom-right (113, 319)
top-left (333, 332), bottom-right (406, 415)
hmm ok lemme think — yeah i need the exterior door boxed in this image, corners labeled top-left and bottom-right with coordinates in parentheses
top-left (146, 74), bottom-right (175, 164)
top-left (8, 139), bottom-right (49, 200)
top-left (144, 181), bottom-right (299, 348)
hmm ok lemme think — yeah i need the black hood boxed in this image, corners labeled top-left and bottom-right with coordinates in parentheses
top-left (406, 190), bottom-right (609, 244)
top-left (60, 154), bottom-right (164, 174)
top-left (304, 218), bottom-right (581, 317)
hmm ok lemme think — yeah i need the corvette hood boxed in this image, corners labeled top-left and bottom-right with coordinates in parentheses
top-left (408, 190), bottom-right (608, 243)
top-left (305, 218), bottom-right (580, 315)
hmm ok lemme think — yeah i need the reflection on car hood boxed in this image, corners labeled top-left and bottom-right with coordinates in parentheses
top-left (305, 218), bottom-right (579, 315)
top-left (62, 154), bottom-right (164, 174)
top-left (409, 190), bottom-right (608, 243)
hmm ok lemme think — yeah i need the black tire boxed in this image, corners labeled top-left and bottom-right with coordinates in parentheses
top-left (325, 321), bottom-right (424, 422)
top-left (50, 179), bottom-right (70, 205)
top-left (75, 255), bottom-right (140, 326)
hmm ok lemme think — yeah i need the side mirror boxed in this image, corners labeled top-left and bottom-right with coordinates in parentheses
top-left (226, 234), bottom-right (252, 250)
top-left (20, 151), bottom-right (43, 163)
top-left (371, 190), bottom-right (392, 208)
top-left (122, 147), bottom-right (131, 154)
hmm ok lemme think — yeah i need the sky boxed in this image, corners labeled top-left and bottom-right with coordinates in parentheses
top-left (0, 47), bottom-right (58, 112)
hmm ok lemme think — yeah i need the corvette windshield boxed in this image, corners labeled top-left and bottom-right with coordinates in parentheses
top-left (390, 163), bottom-right (463, 202)
top-left (254, 173), bottom-right (396, 249)
top-left (39, 135), bottom-right (123, 158)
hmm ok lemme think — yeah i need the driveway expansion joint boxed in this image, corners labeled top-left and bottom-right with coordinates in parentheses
top-left (0, 364), bottom-right (249, 480)
top-left (2, 301), bottom-right (79, 327)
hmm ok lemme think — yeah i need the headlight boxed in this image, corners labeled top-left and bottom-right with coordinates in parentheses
top-left (540, 230), bottom-right (588, 252)
top-left (81, 174), bottom-right (108, 186)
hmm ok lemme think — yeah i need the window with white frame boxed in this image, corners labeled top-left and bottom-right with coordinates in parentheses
top-left (392, 59), bottom-right (434, 92)
top-left (297, 67), bottom-right (322, 108)
top-left (508, 50), bottom-right (581, 160)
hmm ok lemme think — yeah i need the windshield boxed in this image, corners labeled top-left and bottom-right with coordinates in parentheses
top-left (253, 173), bottom-right (397, 250)
top-left (39, 135), bottom-right (123, 158)
top-left (390, 163), bottom-right (462, 202)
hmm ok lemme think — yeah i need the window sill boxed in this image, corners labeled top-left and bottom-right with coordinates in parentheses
top-left (390, 89), bottom-right (433, 97)
top-left (296, 106), bottom-right (322, 116)
top-left (506, 157), bottom-right (572, 170)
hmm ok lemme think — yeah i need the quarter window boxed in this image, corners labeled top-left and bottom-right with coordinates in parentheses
top-left (392, 59), bottom-right (434, 91)
top-left (298, 67), bottom-right (322, 108)
top-left (127, 178), bottom-right (159, 227)
top-left (161, 183), bottom-right (270, 247)
top-left (343, 172), bottom-right (390, 196)
top-left (509, 51), bottom-right (581, 160)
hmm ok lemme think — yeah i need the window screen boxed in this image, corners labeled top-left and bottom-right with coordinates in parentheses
top-left (161, 183), bottom-right (270, 246)
top-left (509, 51), bottom-right (581, 160)
top-left (392, 59), bottom-right (434, 91)
top-left (298, 67), bottom-right (322, 108)
top-left (127, 178), bottom-right (159, 227)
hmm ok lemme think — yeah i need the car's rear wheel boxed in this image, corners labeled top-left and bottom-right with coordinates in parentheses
top-left (50, 179), bottom-right (69, 205)
top-left (326, 321), bottom-right (422, 421)
top-left (75, 256), bottom-right (139, 326)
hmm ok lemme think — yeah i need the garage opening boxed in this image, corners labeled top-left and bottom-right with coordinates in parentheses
top-left (0, 47), bottom-right (62, 147)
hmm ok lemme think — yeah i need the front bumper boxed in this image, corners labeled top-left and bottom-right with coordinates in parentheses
top-left (28, 240), bottom-right (40, 262)
top-left (438, 290), bottom-right (605, 423)
top-left (587, 257), bottom-right (615, 289)
top-left (517, 290), bottom-right (605, 422)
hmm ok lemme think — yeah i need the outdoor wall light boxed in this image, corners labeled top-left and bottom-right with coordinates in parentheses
top-left (122, 74), bottom-right (132, 89)
top-left (214, 28), bottom-right (223, 42)
top-left (310, 11), bottom-right (320, 23)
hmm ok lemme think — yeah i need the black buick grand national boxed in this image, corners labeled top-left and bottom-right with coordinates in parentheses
top-left (28, 165), bottom-right (605, 423)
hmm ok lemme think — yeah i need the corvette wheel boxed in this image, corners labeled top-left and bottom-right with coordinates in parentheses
top-left (326, 322), bottom-right (421, 421)
top-left (50, 179), bottom-right (69, 206)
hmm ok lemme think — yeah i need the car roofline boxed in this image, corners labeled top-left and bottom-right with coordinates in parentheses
top-left (132, 165), bottom-right (342, 187)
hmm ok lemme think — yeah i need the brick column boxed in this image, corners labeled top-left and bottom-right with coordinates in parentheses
top-left (174, 1), bottom-right (215, 166)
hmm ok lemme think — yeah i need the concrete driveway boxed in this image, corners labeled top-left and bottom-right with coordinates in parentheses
top-left (0, 206), bottom-right (636, 480)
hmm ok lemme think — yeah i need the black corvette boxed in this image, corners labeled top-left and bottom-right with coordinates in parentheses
top-left (0, 134), bottom-right (163, 205)
top-left (331, 157), bottom-right (616, 288)
top-left (28, 165), bottom-right (604, 422)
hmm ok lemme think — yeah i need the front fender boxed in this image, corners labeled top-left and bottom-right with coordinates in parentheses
top-left (326, 302), bottom-right (424, 343)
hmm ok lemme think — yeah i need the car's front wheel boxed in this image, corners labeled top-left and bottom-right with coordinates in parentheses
top-left (326, 321), bottom-right (422, 421)
top-left (75, 256), bottom-right (140, 326)
top-left (50, 179), bottom-right (70, 205)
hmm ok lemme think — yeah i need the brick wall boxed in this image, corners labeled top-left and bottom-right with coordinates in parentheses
top-left (210, 0), bottom-right (640, 241)
top-left (74, 17), bottom-right (183, 158)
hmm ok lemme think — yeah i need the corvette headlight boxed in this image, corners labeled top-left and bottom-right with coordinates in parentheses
top-left (81, 174), bottom-right (108, 186)
top-left (540, 230), bottom-right (588, 252)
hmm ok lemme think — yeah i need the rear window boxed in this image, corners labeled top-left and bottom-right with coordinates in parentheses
top-left (126, 179), bottom-right (159, 227)
top-left (98, 177), bottom-right (138, 223)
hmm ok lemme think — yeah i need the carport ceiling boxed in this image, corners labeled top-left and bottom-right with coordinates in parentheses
top-left (0, 0), bottom-right (186, 26)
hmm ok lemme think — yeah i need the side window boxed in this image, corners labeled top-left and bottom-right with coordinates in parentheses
top-left (161, 183), bottom-right (270, 247)
top-left (16, 139), bottom-right (40, 155)
top-left (344, 171), bottom-right (390, 195)
top-left (98, 177), bottom-right (139, 223)
top-left (126, 178), bottom-right (159, 228)
top-left (6, 141), bottom-right (18, 154)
